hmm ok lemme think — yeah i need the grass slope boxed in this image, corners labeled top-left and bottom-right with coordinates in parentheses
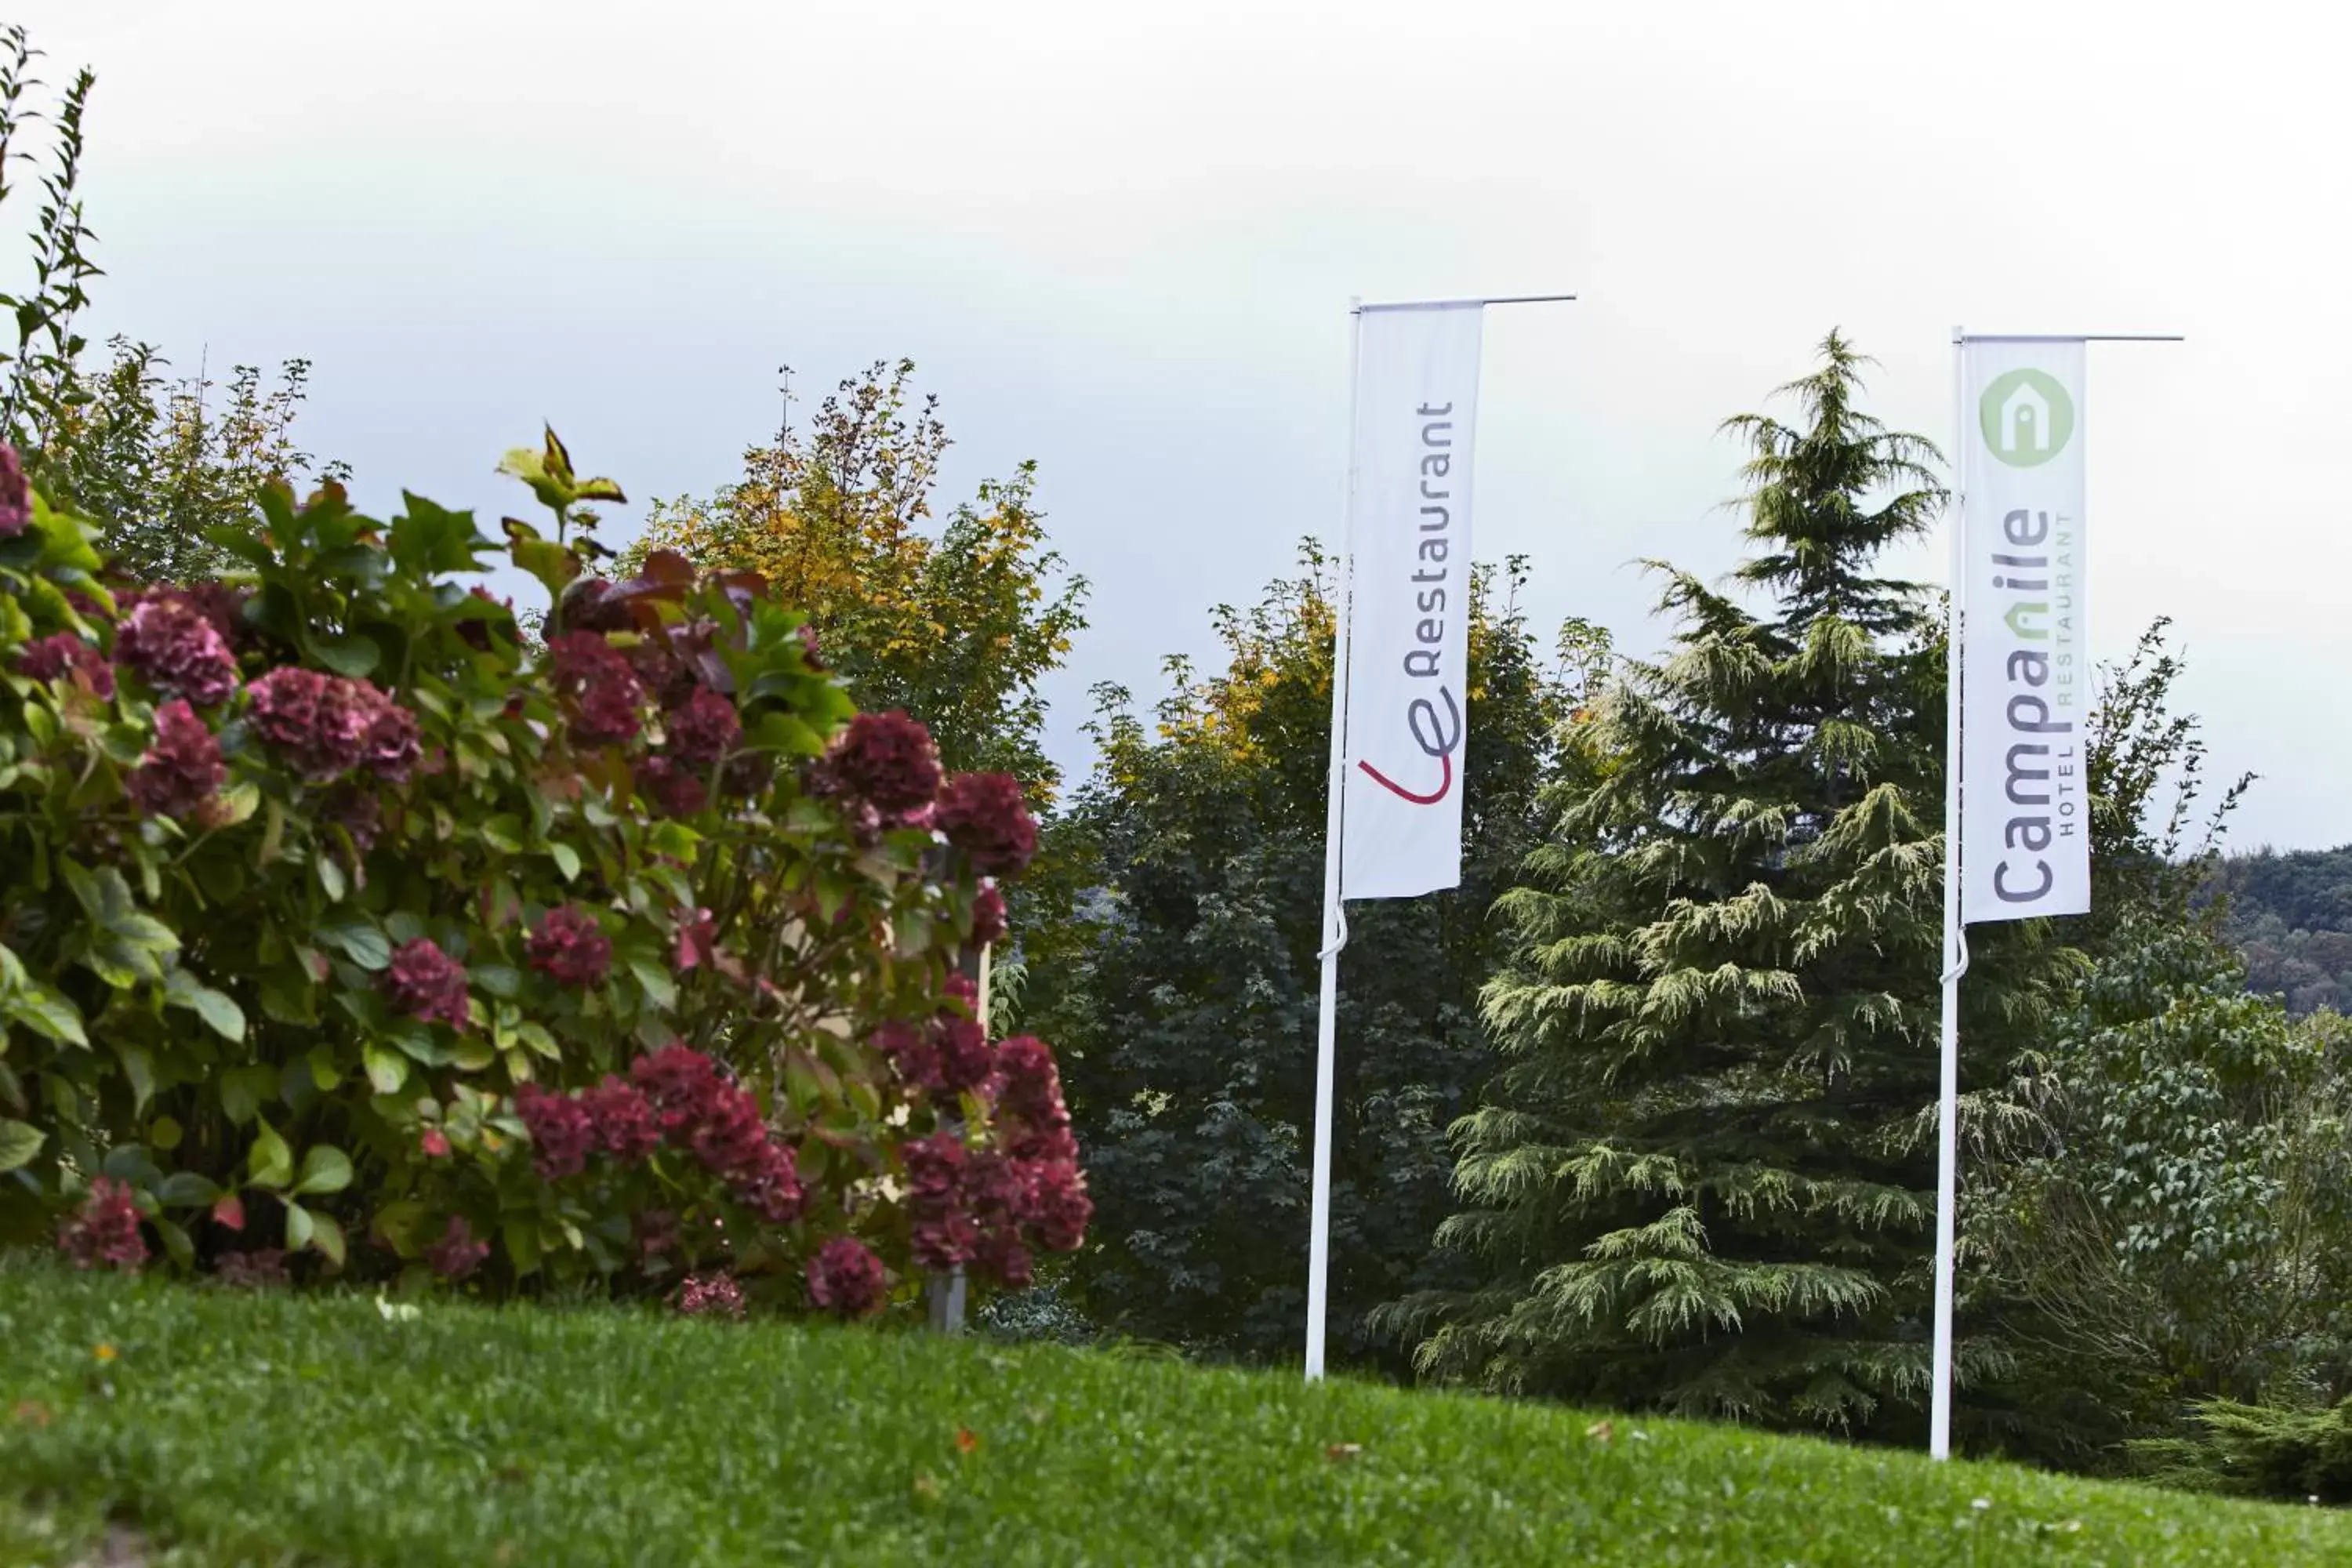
top-left (2, 1261), bottom-right (2347, 1566)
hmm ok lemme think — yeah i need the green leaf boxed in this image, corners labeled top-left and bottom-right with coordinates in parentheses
top-left (117, 1044), bottom-right (158, 1116)
top-left (510, 535), bottom-right (580, 598)
top-left (316, 853), bottom-right (348, 904)
top-left (155, 1171), bottom-right (220, 1207)
top-left (391, 492), bottom-right (488, 575)
top-left (316, 911), bottom-right (392, 971)
top-left (258, 967), bottom-right (318, 1026)
top-left (2, 975), bottom-right (87, 1046)
top-left (165, 967), bottom-right (246, 1043)
top-left (292, 1143), bottom-right (354, 1197)
top-left (0, 1119), bottom-right (43, 1172)
top-left (473, 964), bottom-right (523, 1000)
top-left (220, 1065), bottom-right (276, 1127)
top-left (550, 842), bottom-right (582, 883)
top-left (516, 1022), bottom-right (561, 1062)
top-left (628, 957), bottom-right (677, 1013)
top-left (362, 1044), bottom-right (409, 1095)
top-left (373, 1199), bottom-right (427, 1258)
top-left (309, 1209), bottom-right (347, 1268)
top-left (503, 1213), bottom-right (543, 1276)
top-left (102, 1144), bottom-right (164, 1189)
top-left (150, 1116), bottom-right (183, 1152)
top-left (155, 1216), bottom-right (195, 1269)
top-left (212, 780), bottom-right (262, 829)
top-left (308, 631), bottom-right (383, 679)
top-left (308, 1047), bottom-right (340, 1091)
top-left (284, 1200), bottom-right (315, 1250)
top-left (249, 1119), bottom-right (295, 1190)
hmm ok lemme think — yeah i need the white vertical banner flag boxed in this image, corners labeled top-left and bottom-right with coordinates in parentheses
top-left (1339, 303), bottom-right (1485, 900)
top-left (1959, 338), bottom-right (2089, 923)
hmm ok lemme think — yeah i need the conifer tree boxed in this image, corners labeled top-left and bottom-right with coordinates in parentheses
top-left (1388, 335), bottom-right (2074, 1439)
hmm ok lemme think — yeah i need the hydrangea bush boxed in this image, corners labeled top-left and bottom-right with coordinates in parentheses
top-left (0, 430), bottom-right (1088, 1316)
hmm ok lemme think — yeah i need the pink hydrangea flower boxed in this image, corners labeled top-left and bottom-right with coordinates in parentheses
top-left (971, 884), bottom-right (1007, 948)
top-left (15, 632), bottom-right (114, 697)
top-left (115, 596), bottom-right (238, 707)
top-left (807, 1236), bottom-right (888, 1318)
top-left (935, 771), bottom-right (1037, 877)
top-left (126, 699), bottom-right (226, 820)
top-left (57, 1178), bottom-right (147, 1272)
top-left (515, 1083), bottom-right (597, 1179)
top-left (426, 1215), bottom-right (490, 1279)
top-left (548, 630), bottom-right (645, 747)
top-left (383, 937), bottom-right (470, 1030)
top-left (526, 906), bottom-right (612, 988)
top-left (676, 1272), bottom-right (746, 1319)
top-left (0, 442), bottom-right (28, 537)
top-left (818, 710), bottom-right (941, 817)
top-left (666, 687), bottom-right (741, 768)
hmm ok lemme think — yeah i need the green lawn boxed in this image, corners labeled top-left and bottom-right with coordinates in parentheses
top-left (2, 1260), bottom-right (2346, 1566)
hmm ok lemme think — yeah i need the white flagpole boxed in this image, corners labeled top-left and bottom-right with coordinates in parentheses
top-left (1930, 325), bottom-right (1969, 1460)
top-left (1932, 327), bottom-right (2180, 1456)
top-left (1305, 299), bottom-right (1364, 1383)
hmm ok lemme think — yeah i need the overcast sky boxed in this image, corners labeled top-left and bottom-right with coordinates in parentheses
top-left (20, 1), bottom-right (2351, 848)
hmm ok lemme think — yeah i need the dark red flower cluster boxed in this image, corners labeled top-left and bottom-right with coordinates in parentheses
top-left (630, 1043), bottom-right (722, 1131)
top-left (975, 1229), bottom-right (1034, 1290)
top-left (359, 696), bottom-right (422, 782)
top-left (904, 1130), bottom-right (977, 1272)
top-left (666, 687), bottom-right (740, 768)
top-left (212, 1249), bottom-right (289, 1289)
top-left (15, 632), bottom-right (114, 697)
top-left (1028, 1159), bottom-right (1092, 1254)
top-left (806, 1236), bottom-right (888, 1319)
top-left (506, 1045), bottom-right (806, 1224)
top-left (115, 595), bottom-right (238, 707)
top-left (873, 986), bottom-right (998, 1100)
top-left (818, 710), bottom-right (941, 820)
top-left (527, 906), bottom-right (612, 987)
top-left (583, 1076), bottom-right (661, 1163)
top-left (936, 1015), bottom-right (996, 1095)
top-left (57, 1178), bottom-right (147, 1271)
top-left (675, 1272), bottom-right (746, 1319)
top-left (0, 442), bottom-right (28, 537)
top-left (636, 754), bottom-right (708, 818)
top-left (548, 630), bottom-right (646, 747)
top-left (963, 1150), bottom-right (1034, 1288)
top-left (427, 1215), bottom-right (490, 1279)
top-left (246, 667), bottom-right (421, 784)
top-left (994, 1036), bottom-right (1079, 1164)
top-left (516, 1082), bottom-right (599, 1178)
top-left (796, 623), bottom-right (824, 670)
top-left (383, 937), bottom-right (470, 1029)
top-left (127, 699), bottom-right (226, 820)
top-left (685, 1080), bottom-right (804, 1224)
top-left (893, 1033), bottom-right (1091, 1277)
top-left (139, 583), bottom-right (253, 652)
top-left (420, 1127), bottom-right (452, 1159)
top-left (971, 883), bottom-right (1007, 948)
top-left (873, 1019), bottom-right (942, 1094)
top-left (627, 619), bottom-right (720, 710)
top-left (936, 771), bottom-right (1037, 877)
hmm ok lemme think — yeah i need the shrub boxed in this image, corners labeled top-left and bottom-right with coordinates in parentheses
top-left (0, 429), bottom-right (1087, 1316)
